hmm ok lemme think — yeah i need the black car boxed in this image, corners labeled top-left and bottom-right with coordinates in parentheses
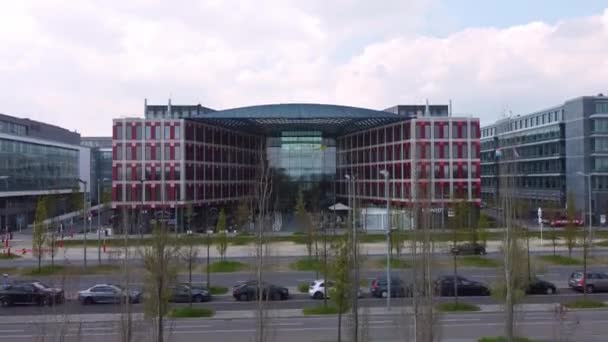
top-left (233, 281), bottom-right (289, 301)
top-left (450, 243), bottom-right (486, 255)
top-left (0, 281), bottom-right (65, 307)
top-left (526, 278), bottom-right (556, 295)
top-left (170, 284), bottom-right (211, 303)
top-left (370, 275), bottom-right (408, 298)
top-left (434, 276), bottom-right (490, 296)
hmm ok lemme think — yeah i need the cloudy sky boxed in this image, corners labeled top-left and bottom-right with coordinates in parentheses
top-left (1, 0), bottom-right (607, 136)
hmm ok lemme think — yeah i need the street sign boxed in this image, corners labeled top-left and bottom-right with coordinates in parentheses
top-left (447, 208), bottom-right (455, 218)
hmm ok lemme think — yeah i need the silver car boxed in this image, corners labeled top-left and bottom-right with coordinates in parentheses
top-left (568, 271), bottom-right (608, 293)
top-left (78, 284), bottom-right (142, 305)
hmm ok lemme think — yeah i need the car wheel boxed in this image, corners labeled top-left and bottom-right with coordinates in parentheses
top-left (313, 292), bottom-right (323, 300)
top-left (546, 287), bottom-right (555, 295)
top-left (381, 291), bottom-right (388, 298)
top-left (41, 297), bottom-right (50, 306)
top-left (239, 293), bottom-right (249, 301)
top-left (1, 298), bottom-right (11, 307)
top-left (193, 295), bottom-right (203, 303)
top-left (586, 285), bottom-right (594, 294)
top-left (84, 297), bottom-right (94, 305)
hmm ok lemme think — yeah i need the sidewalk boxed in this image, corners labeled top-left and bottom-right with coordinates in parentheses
top-left (0, 302), bottom-right (599, 325)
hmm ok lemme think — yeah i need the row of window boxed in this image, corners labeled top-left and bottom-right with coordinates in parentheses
top-left (115, 183), bottom-right (254, 202)
top-left (481, 175), bottom-right (564, 190)
top-left (481, 159), bottom-right (563, 175)
top-left (596, 103), bottom-right (608, 114)
top-left (338, 161), bottom-right (480, 180)
top-left (337, 181), bottom-right (480, 200)
top-left (338, 120), bottom-right (479, 150)
top-left (481, 110), bottom-right (563, 138)
top-left (114, 123), bottom-right (181, 141)
top-left (114, 143), bottom-right (261, 164)
top-left (339, 142), bottom-right (480, 164)
top-left (0, 121), bottom-right (27, 136)
top-left (114, 164), bottom-right (258, 182)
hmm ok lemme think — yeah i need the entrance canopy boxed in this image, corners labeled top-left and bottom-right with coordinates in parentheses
top-left (328, 202), bottom-right (350, 211)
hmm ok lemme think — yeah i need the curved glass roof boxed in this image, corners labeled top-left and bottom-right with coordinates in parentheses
top-left (194, 103), bottom-right (402, 136)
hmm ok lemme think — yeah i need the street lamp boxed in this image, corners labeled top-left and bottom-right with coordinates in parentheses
top-left (0, 176), bottom-right (9, 244)
top-left (380, 169), bottom-right (391, 310)
top-left (344, 173), bottom-right (359, 340)
top-left (97, 177), bottom-right (110, 265)
top-left (576, 172), bottom-right (593, 243)
top-left (139, 179), bottom-right (145, 239)
top-left (78, 179), bottom-right (89, 270)
top-left (577, 171), bottom-right (592, 296)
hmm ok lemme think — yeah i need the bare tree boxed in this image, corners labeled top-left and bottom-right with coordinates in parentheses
top-left (253, 140), bottom-right (274, 342)
top-left (33, 196), bottom-right (48, 272)
top-left (294, 188), bottom-right (315, 259)
top-left (564, 192), bottom-right (578, 258)
top-left (119, 207), bottom-right (133, 342)
top-left (143, 219), bottom-right (179, 342)
top-left (332, 230), bottom-right (351, 342)
top-left (47, 226), bottom-right (58, 267)
top-left (234, 199), bottom-right (250, 232)
top-left (215, 208), bottom-right (228, 260)
top-left (180, 233), bottom-right (199, 307)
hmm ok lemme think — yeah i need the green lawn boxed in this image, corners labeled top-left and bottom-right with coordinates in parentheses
top-left (376, 257), bottom-right (411, 269)
top-left (565, 298), bottom-right (607, 309)
top-left (478, 337), bottom-right (535, 342)
top-left (21, 265), bottom-right (65, 276)
top-left (458, 256), bottom-right (499, 268)
top-left (302, 305), bottom-right (343, 315)
top-left (168, 307), bottom-right (214, 318)
top-left (0, 253), bottom-right (21, 260)
top-left (537, 255), bottom-right (582, 265)
top-left (437, 302), bottom-right (480, 312)
top-left (290, 258), bottom-right (324, 272)
top-left (209, 286), bottom-right (228, 295)
top-left (207, 260), bottom-right (247, 273)
top-left (20, 264), bottom-right (121, 276)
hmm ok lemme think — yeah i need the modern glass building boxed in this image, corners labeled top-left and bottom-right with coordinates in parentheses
top-left (112, 101), bottom-right (480, 230)
top-left (481, 94), bottom-right (608, 223)
top-left (0, 113), bottom-right (82, 230)
top-left (81, 137), bottom-right (113, 204)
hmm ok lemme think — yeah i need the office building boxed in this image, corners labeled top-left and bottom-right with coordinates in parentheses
top-left (112, 101), bottom-right (480, 230)
top-left (481, 94), bottom-right (608, 223)
top-left (81, 137), bottom-right (113, 204)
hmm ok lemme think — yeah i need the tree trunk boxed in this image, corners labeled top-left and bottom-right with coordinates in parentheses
top-left (189, 254), bottom-right (193, 307)
top-left (337, 310), bottom-right (342, 342)
top-left (453, 254), bottom-right (459, 304)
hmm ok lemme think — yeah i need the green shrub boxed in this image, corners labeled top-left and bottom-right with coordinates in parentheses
top-left (459, 256), bottom-right (499, 268)
top-left (207, 260), bottom-right (247, 273)
top-left (297, 282), bottom-right (310, 293)
top-left (302, 305), bottom-right (343, 315)
top-left (437, 302), bottom-right (480, 312)
top-left (565, 299), bottom-right (607, 309)
top-left (209, 286), bottom-right (228, 295)
top-left (538, 255), bottom-right (582, 265)
top-left (168, 307), bottom-right (214, 318)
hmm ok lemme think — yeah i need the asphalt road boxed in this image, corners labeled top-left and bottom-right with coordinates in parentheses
top-left (0, 309), bottom-right (603, 341)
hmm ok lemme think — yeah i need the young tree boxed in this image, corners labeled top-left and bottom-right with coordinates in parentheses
top-left (119, 207), bottom-right (133, 342)
top-left (46, 227), bottom-right (58, 267)
top-left (451, 200), bottom-right (469, 304)
top-left (332, 233), bottom-right (351, 342)
top-left (477, 213), bottom-right (490, 247)
top-left (142, 221), bottom-right (179, 342)
top-left (185, 203), bottom-right (194, 233)
top-left (564, 192), bottom-right (578, 258)
top-left (180, 233), bottom-right (199, 307)
top-left (215, 208), bottom-right (228, 260)
top-left (294, 188), bottom-right (315, 259)
top-left (234, 200), bottom-right (250, 232)
top-left (33, 197), bottom-right (48, 272)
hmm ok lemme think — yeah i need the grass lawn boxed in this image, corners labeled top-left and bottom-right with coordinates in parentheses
top-left (565, 298), bottom-right (607, 309)
top-left (168, 307), bottom-right (214, 318)
top-left (458, 256), bottom-right (499, 268)
top-left (537, 255), bottom-right (582, 265)
top-left (302, 305), bottom-right (343, 315)
top-left (21, 264), bottom-right (122, 276)
top-left (290, 258), bottom-right (324, 272)
top-left (478, 337), bottom-right (535, 342)
top-left (437, 302), bottom-right (480, 312)
top-left (207, 260), bottom-right (247, 273)
top-left (595, 240), bottom-right (608, 247)
top-left (376, 257), bottom-right (411, 269)
top-left (21, 265), bottom-right (65, 276)
top-left (0, 253), bottom-right (21, 260)
top-left (209, 286), bottom-right (228, 295)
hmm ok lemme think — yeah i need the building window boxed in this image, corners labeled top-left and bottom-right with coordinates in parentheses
top-left (145, 126), bottom-right (152, 140)
top-left (145, 146), bottom-right (152, 160)
top-left (593, 119), bottom-right (608, 132)
top-left (174, 126), bottom-right (181, 140)
top-left (135, 124), bottom-right (142, 139)
top-left (164, 125), bottom-right (171, 140)
top-left (596, 103), bottom-right (608, 114)
top-left (594, 157), bottom-right (608, 171)
top-left (115, 125), bottom-right (123, 139)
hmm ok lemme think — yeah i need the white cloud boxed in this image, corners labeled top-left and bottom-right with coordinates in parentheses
top-left (0, 1), bottom-right (606, 135)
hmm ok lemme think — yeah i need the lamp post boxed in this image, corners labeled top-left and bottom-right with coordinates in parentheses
top-left (344, 174), bottom-right (358, 341)
top-left (139, 179), bottom-right (145, 240)
top-left (0, 176), bottom-right (9, 235)
top-left (577, 171), bottom-right (592, 296)
top-left (380, 169), bottom-right (391, 310)
top-left (78, 179), bottom-right (88, 270)
top-left (97, 177), bottom-right (110, 265)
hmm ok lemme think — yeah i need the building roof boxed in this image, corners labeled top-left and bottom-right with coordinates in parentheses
top-left (194, 103), bottom-right (402, 135)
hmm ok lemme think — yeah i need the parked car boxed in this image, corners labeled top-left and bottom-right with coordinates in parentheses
top-left (370, 275), bottom-right (408, 298)
top-left (233, 281), bottom-right (289, 301)
top-left (450, 243), bottom-right (486, 255)
top-left (434, 276), bottom-right (490, 296)
top-left (309, 280), bottom-right (334, 299)
top-left (78, 284), bottom-right (142, 305)
top-left (550, 217), bottom-right (584, 228)
top-left (569, 271), bottom-right (608, 293)
top-left (169, 283), bottom-right (211, 303)
top-left (0, 281), bottom-right (64, 307)
top-left (526, 278), bottom-right (557, 295)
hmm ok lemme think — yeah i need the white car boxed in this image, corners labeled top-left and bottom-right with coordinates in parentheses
top-left (308, 280), bottom-right (334, 299)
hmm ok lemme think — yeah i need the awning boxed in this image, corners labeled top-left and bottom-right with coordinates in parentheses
top-left (328, 202), bottom-right (350, 211)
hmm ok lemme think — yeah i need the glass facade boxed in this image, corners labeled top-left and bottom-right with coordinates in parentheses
top-left (0, 138), bottom-right (79, 192)
top-left (267, 131), bottom-right (336, 182)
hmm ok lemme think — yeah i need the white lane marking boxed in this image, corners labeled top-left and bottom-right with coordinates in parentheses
top-left (0, 329), bottom-right (25, 333)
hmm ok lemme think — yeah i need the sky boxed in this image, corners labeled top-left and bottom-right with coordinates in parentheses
top-left (1, 0), bottom-right (608, 136)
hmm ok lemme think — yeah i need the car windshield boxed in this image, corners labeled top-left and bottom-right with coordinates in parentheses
top-left (571, 272), bottom-right (583, 279)
top-left (32, 282), bottom-right (51, 290)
